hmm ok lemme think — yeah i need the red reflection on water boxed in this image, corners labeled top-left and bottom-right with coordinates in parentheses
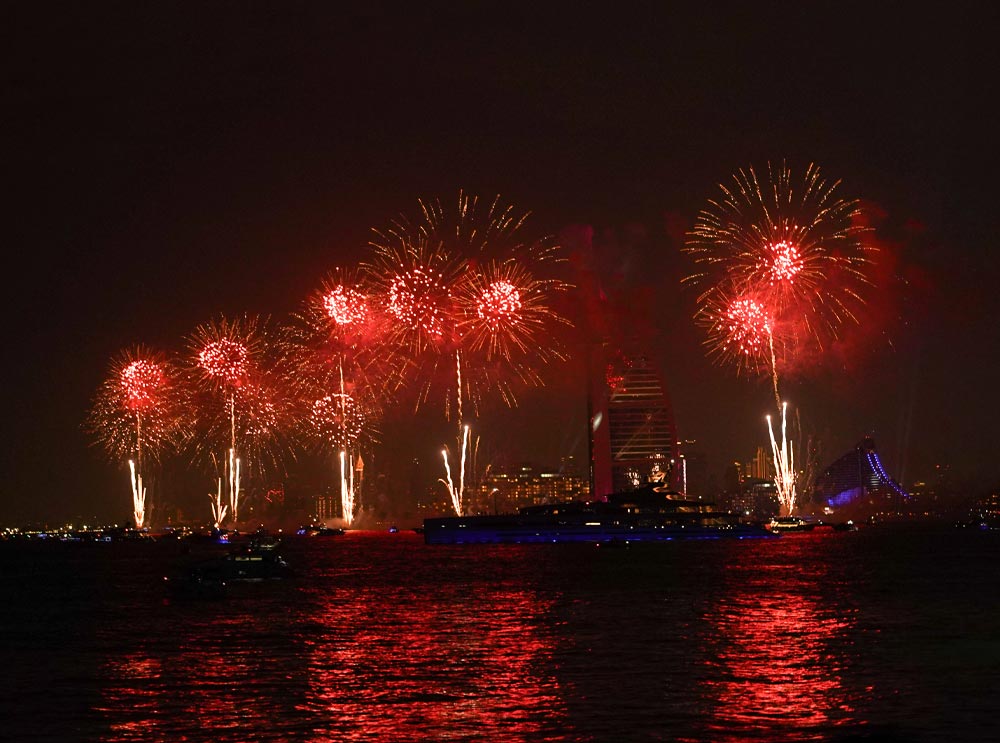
top-left (701, 537), bottom-right (858, 741)
top-left (99, 638), bottom-right (252, 741)
top-left (98, 653), bottom-right (164, 740)
top-left (95, 536), bottom-right (571, 741)
top-left (303, 580), bottom-right (570, 741)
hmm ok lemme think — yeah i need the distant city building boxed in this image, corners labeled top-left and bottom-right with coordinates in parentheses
top-left (723, 461), bottom-right (743, 494)
top-left (468, 461), bottom-right (590, 514)
top-left (676, 440), bottom-right (709, 496)
top-left (744, 446), bottom-right (772, 481)
top-left (589, 347), bottom-right (679, 497)
top-left (812, 437), bottom-right (909, 516)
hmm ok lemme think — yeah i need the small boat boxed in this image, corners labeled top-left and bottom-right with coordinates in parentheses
top-left (767, 516), bottom-right (816, 532)
top-left (425, 483), bottom-right (777, 545)
top-left (165, 540), bottom-right (292, 598)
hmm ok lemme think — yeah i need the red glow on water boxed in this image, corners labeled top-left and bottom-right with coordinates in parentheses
top-left (119, 359), bottom-right (164, 411)
top-left (702, 538), bottom-right (858, 741)
top-left (300, 536), bottom-right (567, 740)
top-left (198, 339), bottom-right (248, 384)
top-left (323, 286), bottom-right (369, 326)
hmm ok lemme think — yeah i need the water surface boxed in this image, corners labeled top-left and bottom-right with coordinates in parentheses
top-left (2, 526), bottom-right (997, 741)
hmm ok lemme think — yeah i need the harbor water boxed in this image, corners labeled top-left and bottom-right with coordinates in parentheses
top-left (2, 526), bottom-right (997, 742)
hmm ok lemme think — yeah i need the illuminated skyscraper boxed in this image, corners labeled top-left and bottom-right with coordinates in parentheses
top-left (813, 437), bottom-right (909, 514)
top-left (589, 347), bottom-right (679, 497)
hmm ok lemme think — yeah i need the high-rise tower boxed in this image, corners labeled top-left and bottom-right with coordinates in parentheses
top-left (589, 346), bottom-right (679, 497)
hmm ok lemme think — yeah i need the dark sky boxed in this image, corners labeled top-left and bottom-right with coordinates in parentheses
top-left (4, 3), bottom-right (997, 523)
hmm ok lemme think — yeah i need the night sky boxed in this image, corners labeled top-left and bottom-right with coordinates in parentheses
top-left (4, 3), bottom-right (997, 524)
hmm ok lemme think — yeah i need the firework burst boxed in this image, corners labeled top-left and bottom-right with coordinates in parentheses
top-left (364, 229), bottom-right (462, 356)
top-left (186, 315), bottom-right (290, 524)
top-left (454, 257), bottom-right (571, 368)
top-left (686, 161), bottom-right (874, 351)
top-left (190, 316), bottom-right (264, 393)
top-left (309, 393), bottom-right (368, 451)
top-left (284, 269), bottom-right (392, 525)
top-left (685, 163), bottom-right (875, 516)
top-left (322, 284), bottom-right (369, 327)
top-left (695, 284), bottom-right (778, 378)
top-left (86, 346), bottom-right (186, 528)
top-left (368, 192), bottom-right (573, 514)
top-left (285, 269), bottom-right (398, 393)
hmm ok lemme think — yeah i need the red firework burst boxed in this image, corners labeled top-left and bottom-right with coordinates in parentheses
top-left (695, 285), bottom-right (778, 375)
top-left (387, 266), bottom-right (452, 339)
top-left (454, 258), bottom-right (570, 364)
top-left (364, 220), bottom-right (462, 355)
top-left (189, 316), bottom-right (263, 391)
top-left (685, 161), bottom-right (874, 358)
top-left (323, 285), bottom-right (369, 326)
top-left (87, 347), bottom-right (186, 463)
top-left (723, 296), bottom-right (772, 356)
top-left (199, 339), bottom-right (249, 385)
top-left (120, 358), bottom-right (166, 411)
top-left (309, 393), bottom-right (368, 451)
top-left (476, 280), bottom-right (522, 327)
top-left (763, 240), bottom-right (804, 284)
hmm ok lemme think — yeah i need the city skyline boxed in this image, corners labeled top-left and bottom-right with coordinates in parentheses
top-left (4, 4), bottom-right (996, 523)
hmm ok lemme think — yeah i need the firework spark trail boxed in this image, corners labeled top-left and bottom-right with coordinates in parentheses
top-left (128, 459), bottom-right (146, 530)
top-left (439, 448), bottom-right (457, 514)
top-left (686, 164), bottom-right (875, 516)
top-left (438, 424), bottom-right (470, 516)
top-left (339, 451), bottom-right (356, 526)
top-left (209, 477), bottom-right (228, 528)
top-left (767, 402), bottom-right (797, 516)
top-left (87, 348), bottom-right (185, 528)
top-left (228, 448), bottom-right (241, 524)
top-left (764, 330), bottom-right (797, 514)
top-left (337, 364), bottom-right (357, 526)
top-left (767, 332), bottom-right (781, 411)
top-left (459, 423), bottom-right (469, 511)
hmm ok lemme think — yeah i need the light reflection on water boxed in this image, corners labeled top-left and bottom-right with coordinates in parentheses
top-left (2, 527), bottom-right (997, 742)
top-left (301, 581), bottom-right (568, 740)
top-left (699, 536), bottom-right (859, 741)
